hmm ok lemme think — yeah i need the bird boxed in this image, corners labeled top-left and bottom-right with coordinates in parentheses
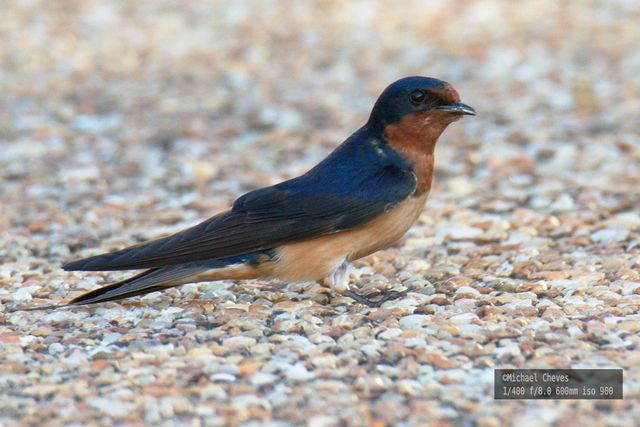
top-left (57, 76), bottom-right (475, 308)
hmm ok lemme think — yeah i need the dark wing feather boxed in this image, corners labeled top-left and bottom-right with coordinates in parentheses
top-left (64, 133), bottom-right (416, 271)
top-left (68, 265), bottom-right (207, 305)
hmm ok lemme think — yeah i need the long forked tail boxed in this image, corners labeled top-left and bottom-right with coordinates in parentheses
top-left (19, 268), bottom-right (195, 311)
top-left (20, 251), bottom-right (273, 311)
top-left (68, 265), bottom-right (208, 305)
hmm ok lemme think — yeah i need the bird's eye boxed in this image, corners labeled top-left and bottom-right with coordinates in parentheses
top-left (409, 89), bottom-right (426, 104)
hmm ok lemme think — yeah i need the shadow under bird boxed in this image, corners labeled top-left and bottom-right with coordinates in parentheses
top-left (58, 76), bottom-right (475, 308)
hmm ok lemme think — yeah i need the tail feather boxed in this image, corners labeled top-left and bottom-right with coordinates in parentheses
top-left (69, 265), bottom-right (207, 305)
top-left (55, 251), bottom-right (273, 307)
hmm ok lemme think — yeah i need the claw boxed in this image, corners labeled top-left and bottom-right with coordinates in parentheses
top-left (344, 289), bottom-right (408, 308)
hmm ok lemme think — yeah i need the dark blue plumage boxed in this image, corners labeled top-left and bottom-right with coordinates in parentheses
top-left (367, 76), bottom-right (449, 130)
top-left (63, 125), bottom-right (417, 272)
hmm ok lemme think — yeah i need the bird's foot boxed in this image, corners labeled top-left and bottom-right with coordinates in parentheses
top-left (344, 289), bottom-right (408, 308)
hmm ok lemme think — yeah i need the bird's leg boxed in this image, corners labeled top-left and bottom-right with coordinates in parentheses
top-left (324, 259), bottom-right (407, 307)
top-left (323, 259), bottom-right (351, 294)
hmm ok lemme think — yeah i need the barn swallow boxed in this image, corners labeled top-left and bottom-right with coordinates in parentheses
top-left (58, 76), bottom-right (474, 308)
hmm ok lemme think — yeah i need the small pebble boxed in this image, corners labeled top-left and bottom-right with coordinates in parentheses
top-left (2, 3), bottom-right (637, 426)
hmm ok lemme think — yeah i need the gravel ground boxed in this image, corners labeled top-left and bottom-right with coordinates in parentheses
top-left (2, 1), bottom-right (640, 426)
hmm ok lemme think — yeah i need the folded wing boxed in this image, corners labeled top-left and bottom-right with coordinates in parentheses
top-left (64, 139), bottom-right (416, 272)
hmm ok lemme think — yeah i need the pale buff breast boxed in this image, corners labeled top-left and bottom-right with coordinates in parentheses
top-left (166, 193), bottom-right (428, 286)
top-left (273, 192), bottom-right (428, 282)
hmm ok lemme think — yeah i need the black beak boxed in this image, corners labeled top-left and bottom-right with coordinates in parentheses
top-left (434, 102), bottom-right (476, 116)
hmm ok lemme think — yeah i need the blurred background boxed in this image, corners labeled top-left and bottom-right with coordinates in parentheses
top-left (3, 0), bottom-right (639, 239)
top-left (2, 1), bottom-right (640, 425)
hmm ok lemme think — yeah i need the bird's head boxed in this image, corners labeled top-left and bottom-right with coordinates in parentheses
top-left (367, 76), bottom-right (475, 138)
